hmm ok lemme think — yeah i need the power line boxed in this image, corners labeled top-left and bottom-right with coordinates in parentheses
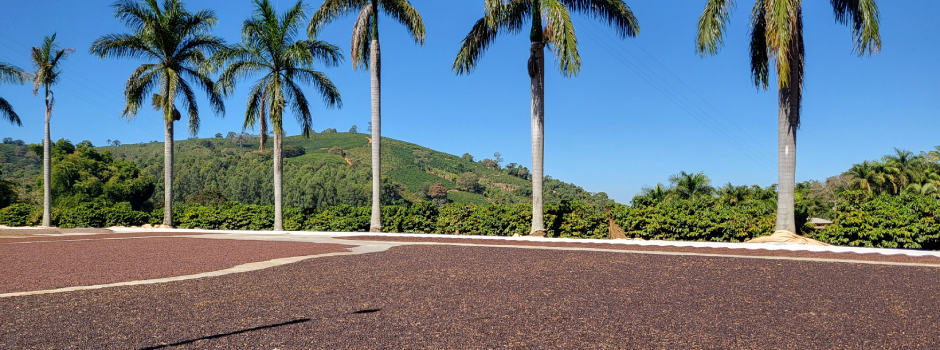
top-left (577, 20), bottom-right (775, 172)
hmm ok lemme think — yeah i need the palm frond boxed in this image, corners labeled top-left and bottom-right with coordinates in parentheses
top-left (0, 63), bottom-right (26, 85)
top-left (308, 0), bottom-right (370, 38)
top-left (543, 0), bottom-right (580, 77)
top-left (350, 4), bottom-right (374, 70)
top-left (558, 0), bottom-right (640, 39)
top-left (830, 0), bottom-right (881, 56)
top-left (696, 0), bottom-right (734, 56)
top-left (0, 97), bottom-right (22, 126)
top-left (89, 33), bottom-right (160, 60)
top-left (748, 0), bottom-right (770, 89)
top-left (379, 0), bottom-right (426, 45)
top-left (453, 0), bottom-right (530, 75)
top-left (123, 64), bottom-right (161, 119)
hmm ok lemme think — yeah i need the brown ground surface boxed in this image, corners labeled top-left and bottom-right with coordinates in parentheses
top-left (0, 227), bottom-right (113, 237)
top-left (2, 244), bottom-right (939, 349)
top-left (0, 237), bottom-right (353, 293)
top-left (0, 231), bottom-right (217, 243)
top-left (344, 235), bottom-right (940, 265)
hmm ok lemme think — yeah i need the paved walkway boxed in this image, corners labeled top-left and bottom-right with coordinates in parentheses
top-left (2, 228), bottom-right (939, 348)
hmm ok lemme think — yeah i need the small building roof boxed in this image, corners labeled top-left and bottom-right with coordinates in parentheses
top-left (809, 218), bottom-right (833, 224)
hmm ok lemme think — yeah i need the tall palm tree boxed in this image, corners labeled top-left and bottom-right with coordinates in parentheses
top-left (454, 0), bottom-right (639, 236)
top-left (309, 0), bottom-right (425, 233)
top-left (217, 0), bottom-right (343, 231)
top-left (0, 63), bottom-right (26, 126)
top-left (669, 171), bottom-right (713, 200)
top-left (696, 0), bottom-right (881, 233)
top-left (30, 34), bottom-right (74, 227)
top-left (90, 0), bottom-right (225, 227)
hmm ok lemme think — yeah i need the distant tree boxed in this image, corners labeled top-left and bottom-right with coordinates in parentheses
top-left (187, 189), bottom-right (227, 206)
top-left (367, 121), bottom-right (371, 132)
top-left (112, 140), bottom-right (121, 147)
top-left (215, 0), bottom-right (343, 230)
top-left (32, 33), bottom-right (75, 227)
top-left (461, 153), bottom-right (473, 162)
top-left (456, 172), bottom-right (481, 193)
top-left (2, 137), bottom-right (12, 144)
top-left (310, 0), bottom-right (426, 232)
top-left (696, 0), bottom-right (882, 233)
top-left (669, 171), bottom-right (713, 200)
top-left (429, 181), bottom-right (448, 206)
top-left (226, 131), bottom-right (237, 139)
top-left (482, 158), bottom-right (496, 169)
top-left (322, 128), bottom-right (338, 134)
top-left (349, 125), bottom-right (357, 133)
top-left (106, 139), bottom-right (112, 146)
top-left (328, 146), bottom-right (344, 156)
top-left (215, 133), bottom-right (223, 138)
top-left (493, 152), bottom-right (503, 168)
top-left (413, 149), bottom-right (431, 168)
top-left (90, 0), bottom-right (226, 227)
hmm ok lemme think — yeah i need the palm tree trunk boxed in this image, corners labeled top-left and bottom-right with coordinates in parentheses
top-left (369, 39), bottom-right (383, 233)
top-left (528, 42), bottom-right (546, 237)
top-left (259, 92), bottom-right (268, 151)
top-left (163, 120), bottom-right (174, 227)
top-left (42, 89), bottom-right (51, 227)
top-left (273, 129), bottom-right (283, 231)
top-left (775, 87), bottom-right (797, 233)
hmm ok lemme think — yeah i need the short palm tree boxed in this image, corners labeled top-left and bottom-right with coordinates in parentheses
top-left (90, 0), bottom-right (225, 227)
top-left (31, 34), bottom-right (74, 227)
top-left (454, 0), bottom-right (639, 236)
top-left (845, 161), bottom-right (885, 194)
top-left (696, 0), bottom-right (881, 233)
top-left (309, 0), bottom-right (425, 233)
top-left (217, 0), bottom-right (343, 231)
top-left (669, 171), bottom-right (713, 200)
top-left (0, 62), bottom-right (26, 126)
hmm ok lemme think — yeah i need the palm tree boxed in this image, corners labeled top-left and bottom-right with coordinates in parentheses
top-left (90, 0), bottom-right (225, 227)
top-left (719, 183), bottom-right (749, 205)
top-left (30, 34), bottom-right (74, 227)
top-left (309, 0), bottom-right (425, 233)
top-left (454, 0), bottom-right (639, 236)
top-left (0, 63), bottom-right (26, 126)
top-left (217, 0), bottom-right (343, 231)
top-left (696, 0), bottom-right (881, 233)
top-left (845, 161), bottom-right (884, 194)
top-left (669, 171), bottom-right (713, 200)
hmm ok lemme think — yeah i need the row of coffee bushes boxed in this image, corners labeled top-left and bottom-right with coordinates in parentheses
top-left (0, 200), bottom-right (609, 238)
top-left (3, 195), bottom-right (940, 250)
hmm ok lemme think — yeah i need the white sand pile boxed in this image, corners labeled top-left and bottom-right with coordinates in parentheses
top-left (746, 230), bottom-right (830, 246)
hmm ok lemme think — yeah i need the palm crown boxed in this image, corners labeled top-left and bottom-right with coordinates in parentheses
top-left (89, 0), bottom-right (225, 135)
top-left (453, 0), bottom-right (640, 77)
top-left (216, 0), bottom-right (344, 136)
top-left (697, 0), bottom-right (880, 91)
top-left (308, 0), bottom-right (425, 70)
top-left (30, 34), bottom-right (74, 102)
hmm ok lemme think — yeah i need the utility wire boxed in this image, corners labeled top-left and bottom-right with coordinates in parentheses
top-left (577, 20), bottom-right (775, 172)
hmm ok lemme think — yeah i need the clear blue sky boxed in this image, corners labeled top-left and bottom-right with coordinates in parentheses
top-left (1, 1), bottom-right (938, 204)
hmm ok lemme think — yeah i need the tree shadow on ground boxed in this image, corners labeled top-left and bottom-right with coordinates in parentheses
top-left (139, 318), bottom-right (311, 349)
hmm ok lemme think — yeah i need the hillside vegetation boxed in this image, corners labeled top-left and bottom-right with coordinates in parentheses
top-left (0, 132), bottom-right (613, 210)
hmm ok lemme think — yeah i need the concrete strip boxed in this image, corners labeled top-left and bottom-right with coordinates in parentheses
top-left (0, 244), bottom-right (391, 299)
top-left (358, 241), bottom-right (940, 268)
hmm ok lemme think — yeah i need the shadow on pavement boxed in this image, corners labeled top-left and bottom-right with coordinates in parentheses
top-left (139, 318), bottom-right (311, 349)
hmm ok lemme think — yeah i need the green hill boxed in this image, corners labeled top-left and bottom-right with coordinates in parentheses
top-left (0, 132), bottom-right (613, 210)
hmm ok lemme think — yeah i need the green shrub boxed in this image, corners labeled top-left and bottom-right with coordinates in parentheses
top-left (0, 203), bottom-right (41, 227)
top-left (810, 194), bottom-right (940, 249)
top-left (612, 198), bottom-right (775, 242)
top-left (58, 202), bottom-right (149, 228)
